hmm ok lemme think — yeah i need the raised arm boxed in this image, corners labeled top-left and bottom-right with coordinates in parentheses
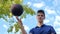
top-left (16, 16), bottom-right (27, 34)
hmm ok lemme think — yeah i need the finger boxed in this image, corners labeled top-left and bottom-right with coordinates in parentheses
top-left (16, 16), bottom-right (20, 21)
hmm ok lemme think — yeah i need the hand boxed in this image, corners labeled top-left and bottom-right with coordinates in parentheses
top-left (16, 16), bottom-right (23, 27)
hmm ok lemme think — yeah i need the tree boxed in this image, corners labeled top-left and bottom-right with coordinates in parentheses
top-left (0, 0), bottom-right (36, 34)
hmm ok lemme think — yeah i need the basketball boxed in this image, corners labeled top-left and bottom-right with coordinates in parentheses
top-left (11, 4), bottom-right (23, 16)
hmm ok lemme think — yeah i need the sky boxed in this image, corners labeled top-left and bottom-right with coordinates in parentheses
top-left (0, 0), bottom-right (60, 34)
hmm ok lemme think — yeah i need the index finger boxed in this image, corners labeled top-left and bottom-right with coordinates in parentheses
top-left (16, 16), bottom-right (20, 21)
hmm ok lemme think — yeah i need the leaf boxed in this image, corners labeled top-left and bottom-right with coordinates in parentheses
top-left (23, 5), bottom-right (36, 16)
top-left (20, 11), bottom-right (26, 19)
top-left (14, 23), bottom-right (20, 33)
top-left (14, 0), bottom-right (23, 4)
top-left (7, 26), bottom-right (13, 33)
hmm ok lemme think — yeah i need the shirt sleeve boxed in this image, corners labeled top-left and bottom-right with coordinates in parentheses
top-left (50, 26), bottom-right (56, 34)
top-left (29, 28), bottom-right (34, 34)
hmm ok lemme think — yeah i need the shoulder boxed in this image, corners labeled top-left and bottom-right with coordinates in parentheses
top-left (29, 28), bottom-right (35, 34)
top-left (45, 25), bottom-right (56, 34)
top-left (43, 24), bottom-right (55, 30)
top-left (45, 25), bottom-right (53, 28)
top-left (29, 27), bottom-right (37, 32)
top-left (45, 25), bottom-right (56, 31)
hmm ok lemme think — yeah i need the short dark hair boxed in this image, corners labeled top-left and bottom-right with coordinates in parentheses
top-left (37, 10), bottom-right (45, 16)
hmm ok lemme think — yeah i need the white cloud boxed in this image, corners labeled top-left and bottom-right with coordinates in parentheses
top-left (57, 32), bottom-right (60, 34)
top-left (22, 18), bottom-right (25, 22)
top-left (24, 25), bottom-right (29, 31)
top-left (45, 7), bottom-right (56, 14)
top-left (27, 2), bottom-right (32, 6)
top-left (3, 24), bottom-right (8, 29)
top-left (45, 0), bottom-right (52, 1)
top-left (44, 19), bottom-right (50, 24)
top-left (13, 26), bottom-right (15, 32)
top-left (53, 21), bottom-right (60, 27)
top-left (53, 0), bottom-right (60, 7)
top-left (55, 16), bottom-right (60, 21)
top-left (53, 16), bottom-right (60, 34)
top-left (55, 28), bottom-right (60, 34)
top-left (33, 2), bottom-right (45, 8)
top-left (53, 16), bottom-right (60, 27)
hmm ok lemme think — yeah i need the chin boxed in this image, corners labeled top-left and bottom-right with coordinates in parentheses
top-left (39, 20), bottom-right (43, 22)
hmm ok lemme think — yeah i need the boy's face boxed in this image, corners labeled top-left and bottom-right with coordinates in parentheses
top-left (36, 12), bottom-right (45, 22)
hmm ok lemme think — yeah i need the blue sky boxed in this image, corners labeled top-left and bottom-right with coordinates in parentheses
top-left (0, 0), bottom-right (60, 34)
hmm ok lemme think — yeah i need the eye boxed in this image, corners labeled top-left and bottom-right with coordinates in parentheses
top-left (41, 15), bottom-right (43, 17)
top-left (37, 15), bottom-right (40, 16)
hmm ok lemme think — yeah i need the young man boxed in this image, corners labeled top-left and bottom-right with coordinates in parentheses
top-left (16, 10), bottom-right (56, 34)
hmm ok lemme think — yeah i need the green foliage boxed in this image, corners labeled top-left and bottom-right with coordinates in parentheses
top-left (8, 22), bottom-right (21, 33)
top-left (7, 26), bottom-right (13, 33)
top-left (7, 23), bottom-right (21, 34)
top-left (0, 0), bottom-right (36, 34)
top-left (14, 23), bottom-right (20, 33)
top-left (23, 5), bottom-right (36, 16)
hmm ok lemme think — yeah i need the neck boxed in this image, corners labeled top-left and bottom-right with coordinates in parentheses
top-left (37, 21), bottom-right (43, 27)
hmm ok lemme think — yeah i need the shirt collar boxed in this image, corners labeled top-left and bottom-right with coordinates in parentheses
top-left (36, 24), bottom-right (45, 28)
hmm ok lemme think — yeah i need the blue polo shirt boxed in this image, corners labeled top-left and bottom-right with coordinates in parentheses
top-left (29, 24), bottom-right (56, 34)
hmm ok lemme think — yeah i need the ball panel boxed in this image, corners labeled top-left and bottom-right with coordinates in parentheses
top-left (11, 4), bottom-right (23, 16)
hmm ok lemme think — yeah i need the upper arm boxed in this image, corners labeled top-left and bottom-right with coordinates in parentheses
top-left (29, 28), bottom-right (34, 34)
top-left (50, 26), bottom-right (56, 34)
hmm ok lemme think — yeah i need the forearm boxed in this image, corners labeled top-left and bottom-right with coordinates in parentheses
top-left (20, 26), bottom-right (27, 34)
